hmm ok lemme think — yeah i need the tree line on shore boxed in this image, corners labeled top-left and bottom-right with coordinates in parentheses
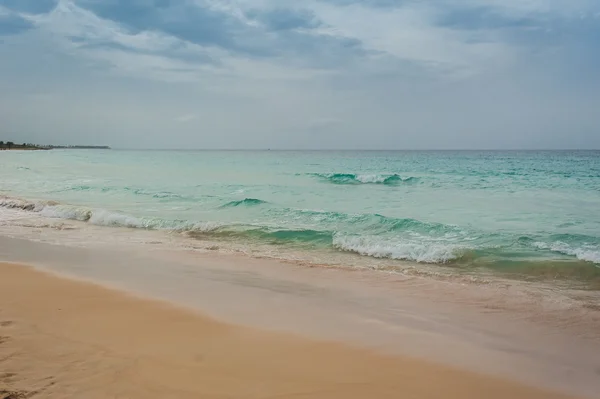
top-left (0, 141), bottom-right (110, 150)
top-left (0, 141), bottom-right (42, 150)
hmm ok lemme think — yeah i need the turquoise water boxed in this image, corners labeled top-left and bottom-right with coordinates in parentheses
top-left (1, 150), bottom-right (600, 286)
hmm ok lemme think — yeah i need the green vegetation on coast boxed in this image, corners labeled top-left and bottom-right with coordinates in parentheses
top-left (0, 141), bottom-right (110, 150)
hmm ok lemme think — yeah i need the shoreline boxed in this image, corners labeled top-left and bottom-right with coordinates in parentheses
top-left (1, 193), bottom-right (599, 291)
top-left (0, 146), bottom-right (110, 150)
top-left (0, 261), bottom-right (578, 398)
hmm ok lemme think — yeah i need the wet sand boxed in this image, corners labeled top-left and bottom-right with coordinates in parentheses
top-left (0, 262), bottom-right (578, 399)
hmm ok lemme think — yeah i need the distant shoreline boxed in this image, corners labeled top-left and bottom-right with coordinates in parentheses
top-left (0, 145), bottom-right (110, 150)
top-left (0, 147), bottom-right (50, 151)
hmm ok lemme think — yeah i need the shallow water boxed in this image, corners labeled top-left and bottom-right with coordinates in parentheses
top-left (1, 149), bottom-right (599, 287)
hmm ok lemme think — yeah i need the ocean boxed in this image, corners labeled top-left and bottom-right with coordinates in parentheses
top-left (1, 149), bottom-right (599, 289)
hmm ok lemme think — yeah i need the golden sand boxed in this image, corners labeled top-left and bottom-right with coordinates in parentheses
top-left (0, 262), bottom-right (574, 399)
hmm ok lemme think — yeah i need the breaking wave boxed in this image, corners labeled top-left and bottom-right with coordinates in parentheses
top-left (332, 234), bottom-right (466, 263)
top-left (309, 173), bottom-right (419, 185)
top-left (0, 196), bottom-right (220, 232)
top-left (221, 198), bottom-right (268, 208)
top-left (0, 195), bottom-right (468, 263)
top-left (533, 241), bottom-right (600, 265)
top-left (2, 196), bottom-right (599, 271)
top-left (40, 204), bottom-right (92, 221)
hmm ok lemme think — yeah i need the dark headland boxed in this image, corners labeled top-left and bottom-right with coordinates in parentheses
top-left (0, 141), bottom-right (110, 150)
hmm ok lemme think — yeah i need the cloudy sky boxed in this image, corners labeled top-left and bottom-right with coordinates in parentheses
top-left (0, 0), bottom-right (599, 149)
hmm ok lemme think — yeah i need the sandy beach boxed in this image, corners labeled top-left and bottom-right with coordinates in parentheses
top-left (0, 261), bottom-right (580, 399)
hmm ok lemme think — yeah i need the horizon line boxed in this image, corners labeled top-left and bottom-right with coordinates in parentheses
top-left (107, 148), bottom-right (600, 152)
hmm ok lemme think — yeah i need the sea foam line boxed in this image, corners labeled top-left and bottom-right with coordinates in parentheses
top-left (0, 196), bottom-right (220, 232)
top-left (332, 234), bottom-right (465, 263)
top-left (533, 241), bottom-right (600, 265)
top-left (3, 195), bottom-right (600, 266)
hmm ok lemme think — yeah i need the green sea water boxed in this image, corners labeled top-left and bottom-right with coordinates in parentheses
top-left (1, 150), bottom-right (599, 287)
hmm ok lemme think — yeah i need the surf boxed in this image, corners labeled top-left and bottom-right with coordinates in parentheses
top-left (220, 198), bottom-right (268, 208)
top-left (308, 173), bottom-right (419, 185)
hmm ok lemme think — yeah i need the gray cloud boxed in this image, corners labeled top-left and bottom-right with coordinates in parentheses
top-left (72, 0), bottom-right (366, 64)
top-left (249, 8), bottom-right (322, 31)
top-left (0, 13), bottom-right (34, 35)
top-left (0, 0), bottom-right (599, 149)
top-left (437, 6), bottom-right (537, 30)
top-left (0, 0), bottom-right (58, 14)
top-left (316, 0), bottom-right (405, 8)
top-left (74, 0), bottom-right (242, 48)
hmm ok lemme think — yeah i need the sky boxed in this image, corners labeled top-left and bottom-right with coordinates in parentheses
top-left (0, 0), bottom-right (599, 149)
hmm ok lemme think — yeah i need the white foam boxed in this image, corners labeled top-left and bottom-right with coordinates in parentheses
top-left (333, 234), bottom-right (464, 263)
top-left (89, 209), bottom-right (144, 228)
top-left (0, 197), bottom-right (36, 210)
top-left (40, 205), bottom-right (92, 221)
top-left (533, 241), bottom-right (600, 264)
top-left (0, 195), bottom-right (224, 233)
top-left (355, 174), bottom-right (388, 183)
top-left (0, 197), bottom-right (60, 213)
top-left (188, 221), bottom-right (222, 232)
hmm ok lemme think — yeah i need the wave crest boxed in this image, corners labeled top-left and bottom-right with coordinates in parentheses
top-left (333, 234), bottom-right (465, 263)
top-left (40, 205), bottom-right (92, 221)
top-left (310, 173), bottom-right (418, 185)
top-left (3, 195), bottom-right (599, 270)
top-left (221, 198), bottom-right (267, 208)
top-left (0, 197), bottom-right (58, 212)
top-left (533, 241), bottom-right (600, 264)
